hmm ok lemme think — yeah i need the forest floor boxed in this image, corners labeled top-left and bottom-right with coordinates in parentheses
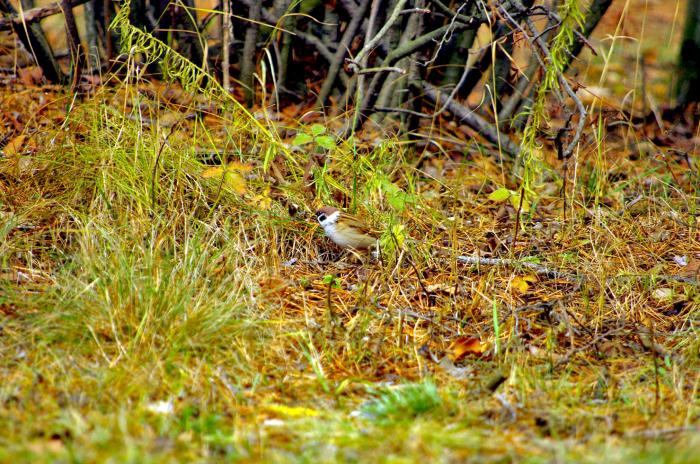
top-left (1, 0), bottom-right (699, 462)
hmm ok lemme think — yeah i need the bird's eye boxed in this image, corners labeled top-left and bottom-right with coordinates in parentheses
top-left (317, 214), bottom-right (326, 222)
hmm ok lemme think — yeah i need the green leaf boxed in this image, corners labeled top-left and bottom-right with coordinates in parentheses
top-left (292, 133), bottom-right (314, 146)
top-left (380, 179), bottom-right (411, 212)
top-left (390, 224), bottom-right (405, 247)
top-left (509, 192), bottom-right (531, 212)
top-left (321, 274), bottom-right (341, 288)
top-left (310, 124), bottom-right (326, 137)
top-left (262, 145), bottom-right (274, 172)
top-left (488, 187), bottom-right (511, 202)
top-left (388, 193), bottom-right (406, 211)
top-left (315, 135), bottom-right (336, 150)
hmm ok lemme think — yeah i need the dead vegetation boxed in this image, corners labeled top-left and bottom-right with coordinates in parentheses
top-left (0, 0), bottom-right (699, 462)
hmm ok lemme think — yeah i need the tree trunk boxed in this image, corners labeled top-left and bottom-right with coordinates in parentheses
top-left (0, 0), bottom-right (63, 83)
top-left (677, 0), bottom-right (700, 106)
top-left (241, 1), bottom-right (261, 107)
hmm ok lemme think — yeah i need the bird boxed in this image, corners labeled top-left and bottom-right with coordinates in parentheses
top-left (315, 206), bottom-right (379, 251)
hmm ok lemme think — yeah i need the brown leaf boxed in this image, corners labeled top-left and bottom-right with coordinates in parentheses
top-left (448, 336), bottom-right (487, 361)
top-left (3, 134), bottom-right (26, 156)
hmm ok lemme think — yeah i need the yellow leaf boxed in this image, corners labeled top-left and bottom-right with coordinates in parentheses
top-left (201, 166), bottom-right (225, 178)
top-left (227, 161), bottom-right (253, 173)
top-left (3, 134), bottom-right (26, 156)
top-left (201, 163), bottom-right (252, 195)
top-left (509, 192), bottom-right (531, 213)
top-left (265, 404), bottom-right (320, 418)
top-left (511, 275), bottom-right (535, 293)
top-left (488, 187), bottom-right (511, 202)
top-left (224, 171), bottom-right (247, 194)
top-left (250, 193), bottom-right (272, 210)
top-left (448, 336), bottom-right (487, 361)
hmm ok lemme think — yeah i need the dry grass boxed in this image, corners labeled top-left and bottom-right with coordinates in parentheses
top-left (0, 79), bottom-right (697, 462)
top-left (1, 1), bottom-right (699, 460)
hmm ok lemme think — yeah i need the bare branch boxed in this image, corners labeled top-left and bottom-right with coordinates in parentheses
top-left (0, 0), bottom-right (90, 31)
top-left (423, 83), bottom-right (521, 157)
top-left (316, 0), bottom-right (372, 106)
top-left (348, 0), bottom-right (409, 73)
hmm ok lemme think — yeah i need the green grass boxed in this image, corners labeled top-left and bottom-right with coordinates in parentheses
top-left (1, 63), bottom-right (699, 463)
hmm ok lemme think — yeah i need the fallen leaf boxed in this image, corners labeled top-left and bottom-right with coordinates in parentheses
top-left (425, 283), bottom-right (456, 295)
top-left (265, 404), bottom-right (320, 418)
top-left (448, 336), bottom-right (487, 361)
top-left (3, 134), bottom-right (26, 156)
top-left (201, 163), bottom-right (252, 195)
top-left (652, 287), bottom-right (674, 302)
top-left (679, 257), bottom-right (700, 278)
top-left (511, 274), bottom-right (537, 293)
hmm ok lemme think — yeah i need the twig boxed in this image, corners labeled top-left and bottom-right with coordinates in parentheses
top-left (624, 426), bottom-right (700, 438)
top-left (317, 0), bottom-right (372, 105)
top-left (432, 0), bottom-right (479, 25)
top-left (348, 0), bottom-right (409, 74)
top-left (375, 106), bottom-right (431, 118)
top-left (346, 20), bottom-right (476, 136)
top-left (400, 8), bottom-right (431, 15)
top-left (419, 2), bottom-right (469, 67)
top-left (423, 83), bottom-right (521, 157)
top-left (456, 255), bottom-right (581, 281)
top-left (0, 0), bottom-right (91, 31)
top-left (357, 66), bottom-right (406, 75)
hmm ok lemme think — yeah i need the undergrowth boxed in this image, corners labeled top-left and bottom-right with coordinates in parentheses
top-left (1, 3), bottom-right (699, 462)
top-left (0, 74), bottom-right (697, 461)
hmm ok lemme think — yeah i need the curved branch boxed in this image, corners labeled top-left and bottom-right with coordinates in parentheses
top-left (316, 0), bottom-right (372, 106)
top-left (348, 0), bottom-right (408, 73)
top-left (423, 83), bottom-right (521, 158)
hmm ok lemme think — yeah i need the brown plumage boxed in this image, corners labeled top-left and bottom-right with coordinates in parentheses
top-left (315, 206), bottom-right (379, 250)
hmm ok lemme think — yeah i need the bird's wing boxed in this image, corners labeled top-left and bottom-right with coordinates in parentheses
top-left (342, 213), bottom-right (381, 237)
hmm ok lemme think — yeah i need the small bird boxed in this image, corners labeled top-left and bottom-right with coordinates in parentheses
top-left (315, 206), bottom-right (379, 250)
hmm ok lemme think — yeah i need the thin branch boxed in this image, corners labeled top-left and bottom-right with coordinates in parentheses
top-left (456, 255), bottom-right (580, 281)
top-left (317, 0), bottom-right (372, 106)
top-left (0, 0), bottom-right (90, 31)
top-left (357, 66), bottom-right (406, 75)
top-left (348, 0), bottom-right (409, 73)
top-left (347, 20), bottom-right (476, 135)
top-left (374, 106), bottom-right (430, 118)
top-left (423, 83), bottom-right (521, 157)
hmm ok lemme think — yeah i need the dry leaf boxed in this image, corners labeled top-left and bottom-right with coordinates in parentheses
top-left (448, 336), bottom-right (487, 361)
top-left (652, 287), bottom-right (674, 302)
top-left (425, 283), bottom-right (456, 295)
top-left (680, 257), bottom-right (700, 278)
top-left (201, 163), bottom-right (253, 195)
top-left (3, 134), bottom-right (26, 156)
top-left (511, 274), bottom-right (537, 293)
top-left (265, 404), bottom-right (320, 418)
